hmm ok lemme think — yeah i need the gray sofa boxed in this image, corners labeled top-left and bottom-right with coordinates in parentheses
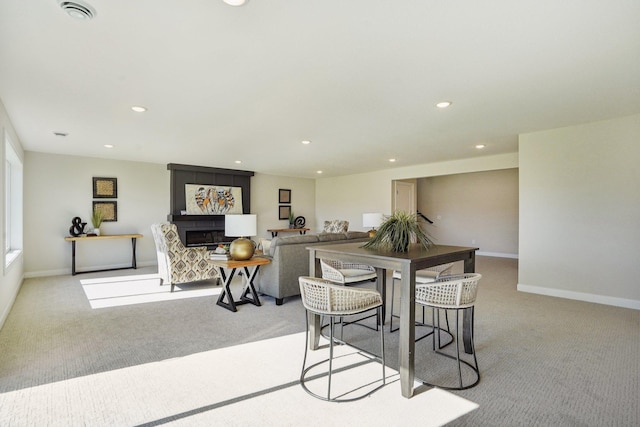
top-left (255, 231), bottom-right (370, 305)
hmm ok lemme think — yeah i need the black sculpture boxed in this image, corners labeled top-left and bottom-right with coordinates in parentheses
top-left (69, 217), bottom-right (86, 237)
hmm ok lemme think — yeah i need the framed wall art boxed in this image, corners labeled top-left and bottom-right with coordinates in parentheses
top-left (92, 201), bottom-right (118, 222)
top-left (279, 189), bottom-right (291, 204)
top-left (93, 177), bottom-right (118, 198)
top-left (184, 184), bottom-right (243, 215)
top-left (279, 205), bottom-right (291, 220)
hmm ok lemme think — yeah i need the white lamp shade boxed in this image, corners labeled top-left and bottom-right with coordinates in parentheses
top-left (362, 213), bottom-right (383, 228)
top-left (225, 214), bottom-right (257, 237)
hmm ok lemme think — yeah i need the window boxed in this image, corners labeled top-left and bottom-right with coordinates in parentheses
top-left (4, 133), bottom-right (23, 269)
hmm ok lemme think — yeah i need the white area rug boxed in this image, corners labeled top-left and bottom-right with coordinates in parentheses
top-left (0, 333), bottom-right (478, 426)
top-left (80, 274), bottom-right (221, 309)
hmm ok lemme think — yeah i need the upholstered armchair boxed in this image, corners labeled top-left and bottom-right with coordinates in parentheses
top-left (151, 223), bottom-right (220, 292)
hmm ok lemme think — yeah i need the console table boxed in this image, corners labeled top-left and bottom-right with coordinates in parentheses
top-left (267, 227), bottom-right (310, 237)
top-left (64, 234), bottom-right (143, 276)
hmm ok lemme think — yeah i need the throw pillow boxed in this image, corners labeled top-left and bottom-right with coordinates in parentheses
top-left (259, 238), bottom-right (272, 254)
top-left (323, 220), bottom-right (349, 233)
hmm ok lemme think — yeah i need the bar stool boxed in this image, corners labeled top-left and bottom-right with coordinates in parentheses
top-left (415, 273), bottom-right (482, 390)
top-left (389, 263), bottom-right (454, 333)
top-left (298, 276), bottom-right (386, 402)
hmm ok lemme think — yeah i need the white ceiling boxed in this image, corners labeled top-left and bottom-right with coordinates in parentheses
top-left (1, 0), bottom-right (639, 178)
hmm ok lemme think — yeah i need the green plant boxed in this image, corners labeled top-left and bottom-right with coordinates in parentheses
top-left (362, 211), bottom-right (434, 252)
top-left (91, 208), bottom-right (104, 229)
top-left (288, 211), bottom-right (295, 224)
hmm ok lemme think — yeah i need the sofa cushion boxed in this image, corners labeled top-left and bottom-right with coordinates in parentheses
top-left (323, 220), bottom-right (349, 233)
top-left (317, 232), bottom-right (348, 242)
top-left (269, 234), bottom-right (319, 256)
top-left (345, 231), bottom-right (369, 239)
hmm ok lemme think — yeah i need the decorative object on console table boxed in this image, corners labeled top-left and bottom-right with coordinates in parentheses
top-left (279, 205), bottom-right (291, 221)
top-left (69, 216), bottom-right (86, 237)
top-left (92, 177), bottom-right (117, 198)
top-left (279, 188), bottom-right (291, 204)
top-left (225, 214), bottom-right (257, 261)
top-left (89, 207), bottom-right (104, 236)
top-left (93, 201), bottom-right (117, 222)
top-left (185, 184), bottom-right (243, 215)
top-left (294, 216), bottom-right (306, 228)
top-left (362, 210), bottom-right (434, 252)
top-left (362, 212), bottom-right (383, 238)
top-left (288, 210), bottom-right (295, 228)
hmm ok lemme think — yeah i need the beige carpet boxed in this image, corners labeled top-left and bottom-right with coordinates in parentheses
top-left (0, 332), bottom-right (477, 426)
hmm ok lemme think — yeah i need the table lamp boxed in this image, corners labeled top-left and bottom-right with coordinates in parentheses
top-left (362, 212), bottom-right (383, 238)
top-left (225, 214), bottom-right (257, 260)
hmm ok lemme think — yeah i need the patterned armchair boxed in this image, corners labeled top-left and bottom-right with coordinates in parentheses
top-left (151, 223), bottom-right (220, 292)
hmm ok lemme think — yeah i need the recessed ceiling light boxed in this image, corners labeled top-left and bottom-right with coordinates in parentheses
top-left (475, 144), bottom-right (486, 149)
top-left (223, 0), bottom-right (247, 6)
top-left (301, 140), bottom-right (311, 145)
top-left (389, 158), bottom-right (396, 162)
top-left (316, 170), bottom-right (323, 174)
top-left (131, 106), bottom-right (147, 112)
top-left (235, 160), bottom-right (242, 164)
top-left (436, 101), bottom-right (452, 109)
top-left (53, 131), bottom-right (68, 137)
top-left (104, 144), bottom-right (114, 149)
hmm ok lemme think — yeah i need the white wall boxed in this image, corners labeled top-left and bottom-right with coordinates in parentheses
top-left (417, 169), bottom-right (519, 256)
top-left (519, 114), bottom-right (640, 309)
top-left (24, 152), bottom-right (169, 276)
top-left (315, 153), bottom-right (519, 234)
top-left (0, 98), bottom-right (25, 327)
top-left (22, 155), bottom-right (318, 277)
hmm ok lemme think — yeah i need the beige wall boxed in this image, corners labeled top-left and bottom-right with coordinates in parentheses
top-left (417, 169), bottom-right (519, 256)
top-left (519, 114), bottom-right (640, 309)
top-left (251, 173), bottom-right (316, 239)
top-left (315, 153), bottom-right (519, 235)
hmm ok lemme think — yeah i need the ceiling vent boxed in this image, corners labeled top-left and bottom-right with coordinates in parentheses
top-left (58, 1), bottom-right (96, 20)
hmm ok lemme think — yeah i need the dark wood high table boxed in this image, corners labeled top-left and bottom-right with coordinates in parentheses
top-left (307, 242), bottom-right (478, 399)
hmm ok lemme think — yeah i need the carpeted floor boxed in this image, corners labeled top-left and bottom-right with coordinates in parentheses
top-left (0, 256), bottom-right (638, 426)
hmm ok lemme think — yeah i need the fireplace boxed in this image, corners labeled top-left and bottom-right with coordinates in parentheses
top-left (166, 163), bottom-right (254, 247)
top-left (185, 229), bottom-right (233, 248)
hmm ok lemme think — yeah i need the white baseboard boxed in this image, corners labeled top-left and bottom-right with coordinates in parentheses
top-left (24, 260), bottom-right (157, 279)
top-left (517, 283), bottom-right (640, 310)
top-left (477, 251), bottom-right (518, 259)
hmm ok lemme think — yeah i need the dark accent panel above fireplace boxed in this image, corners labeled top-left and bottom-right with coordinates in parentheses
top-left (166, 163), bottom-right (255, 245)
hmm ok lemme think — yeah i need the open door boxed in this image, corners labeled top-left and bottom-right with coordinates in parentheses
top-left (392, 180), bottom-right (416, 214)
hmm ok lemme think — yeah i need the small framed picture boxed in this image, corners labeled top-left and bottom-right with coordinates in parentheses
top-left (279, 205), bottom-right (291, 220)
top-left (279, 189), bottom-right (291, 204)
top-left (93, 201), bottom-right (118, 222)
top-left (93, 177), bottom-right (117, 198)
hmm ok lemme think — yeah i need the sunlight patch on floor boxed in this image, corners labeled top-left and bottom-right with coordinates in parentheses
top-left (0, 333), bottom-right (478, 426)
top-left (80, 274), bottom-right (221, 309)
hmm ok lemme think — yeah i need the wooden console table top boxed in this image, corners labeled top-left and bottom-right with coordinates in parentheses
top-left (64, 233), bottom-right (143, 241)
top-left (266, 227), bottom-right (310, 237)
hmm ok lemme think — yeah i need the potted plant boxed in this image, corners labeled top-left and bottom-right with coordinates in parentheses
top-left (288, 211), bottom-right (295, 228)
top-left (90, 207), bottom-right (104, 236)
top-left (362, 211), bottom-right (434, 252)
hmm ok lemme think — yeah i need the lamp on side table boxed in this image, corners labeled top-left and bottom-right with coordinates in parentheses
top-left (225, 214), bottom-right (257, 260)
